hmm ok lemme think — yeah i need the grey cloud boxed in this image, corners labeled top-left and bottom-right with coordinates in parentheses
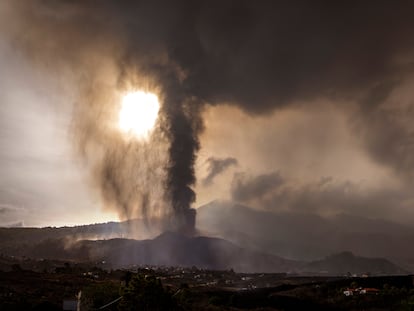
top-left (231, 172), bottom-right (285, 203)
top-left (231, 172), bottom-right (413, 221)
top-left (202, 157), bottom-right (237, 186)
top-left (350, 83), bottom-right (414, 181)
top-left (0, 204), bottom-right (20, 214)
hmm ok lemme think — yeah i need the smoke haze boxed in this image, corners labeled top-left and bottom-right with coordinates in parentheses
top-left (1, 1), bottom-right (414, 240)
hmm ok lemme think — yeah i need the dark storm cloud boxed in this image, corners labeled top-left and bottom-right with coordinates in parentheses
top-left (4, 0), bottom-right (414, 228)
top-left (351, 82), bottom-right (414, 181)
top-left (169, 1), bottom-right (414, 180)
top-left (176, 1), bottom-right (414, 110)
top-left (10, 1), bottom-right (414, 110)
top-left (202, 157), bottom-right (238, 186)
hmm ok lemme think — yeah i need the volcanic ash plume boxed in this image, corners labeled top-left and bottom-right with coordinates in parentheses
top-left (72, 76), bottom-right (202, 235)
top-left (161, 91), bottom-right (203, 235)
top-left (0, 1), bottom-right (205, 235)
top-left (11, 1), bottom-right (414, 236)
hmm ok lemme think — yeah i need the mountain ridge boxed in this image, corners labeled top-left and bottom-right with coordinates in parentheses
top-left (196, 200), bottom-right (414, 271)
top-left (0, 227), bottom-right (406, 275)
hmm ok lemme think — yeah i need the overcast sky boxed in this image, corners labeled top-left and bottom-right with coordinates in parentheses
top-left (1, 1), bottom-right (414, 227)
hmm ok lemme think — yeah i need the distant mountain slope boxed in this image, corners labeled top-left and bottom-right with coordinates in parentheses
top-left (0, 227), bottom-right (406, 275)
top-left (0, 231), bottom-right (298, 273)
top-left (196, 200), bottom-right (414, 271)
top-left (0, 218), bottom-right (157, 248)
top-left (71, 232), bottom-right (299, 273)
top-left (0, 206), bottom-right (409, 274)
top-left (304, 252), bottom-right (407, 275)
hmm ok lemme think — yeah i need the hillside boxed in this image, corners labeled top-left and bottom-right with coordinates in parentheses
top-left (0, 223), bottom-right (407, 275)
top-left (196, 201), bottom-right (414, 271)
top-left (304, 251), bottom-right (406, 275)
top-left (0, 231), bottom-right (298, 273)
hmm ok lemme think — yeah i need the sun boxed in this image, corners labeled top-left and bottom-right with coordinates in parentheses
top-left (119, 91), bottom-right (160, 138)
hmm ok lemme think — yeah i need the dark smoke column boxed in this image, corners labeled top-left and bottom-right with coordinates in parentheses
top-left (161, 91), bottom-right (201, 235)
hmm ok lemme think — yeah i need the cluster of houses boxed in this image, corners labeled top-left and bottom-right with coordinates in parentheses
top-left (343, 287), bottom-right (380, 296)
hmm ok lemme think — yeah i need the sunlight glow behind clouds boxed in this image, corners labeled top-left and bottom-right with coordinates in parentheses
top-left (119, 91), bottom-right (160, 139)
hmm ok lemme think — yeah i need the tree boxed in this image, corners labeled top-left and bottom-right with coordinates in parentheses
top-left (82, 282), bottom-right (120, 310)
top-left (118, 274), bottom-right (180, 311)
